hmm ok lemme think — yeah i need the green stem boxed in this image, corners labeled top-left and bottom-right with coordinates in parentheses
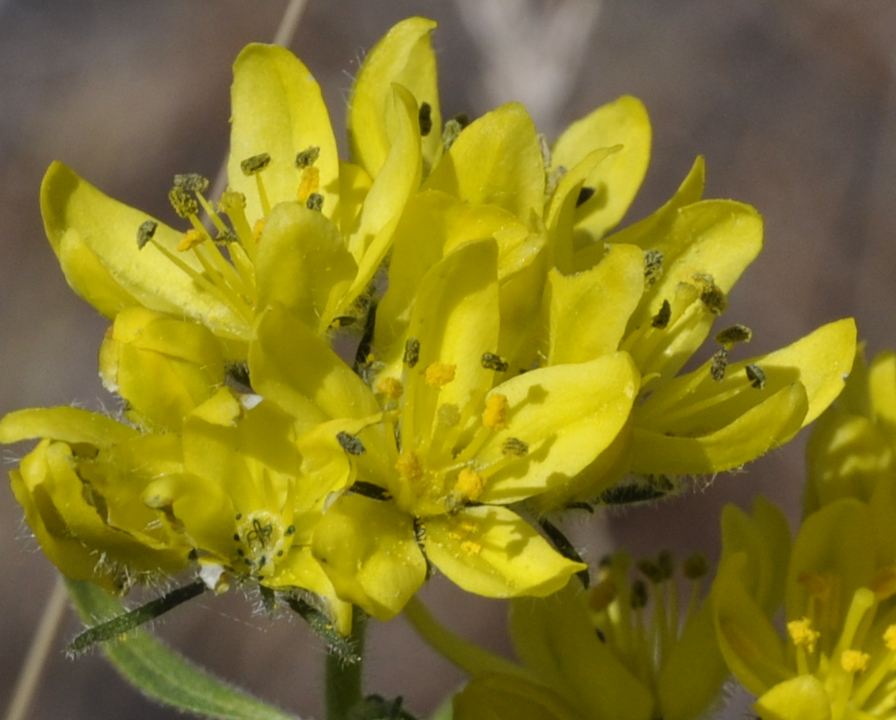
top-left (325, 610), bottom-right (367, 720)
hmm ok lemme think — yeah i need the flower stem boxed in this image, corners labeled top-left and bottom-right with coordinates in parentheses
top-left (325, 610), bottom-right (366, 720)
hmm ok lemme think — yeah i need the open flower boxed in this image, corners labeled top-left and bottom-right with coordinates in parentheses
top-left (40, 29), bottom-right (424, 358)
top-left (712, 490), bottom-right (896, 720)
top-left (250, 240), bottom-right (639, 620)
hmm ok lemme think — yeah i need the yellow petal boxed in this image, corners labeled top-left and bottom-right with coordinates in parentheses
top-left (543, 244), bottom-right (645, 365)
top-left (255, 201), bottom-right (357, 333)
top-left (41, 162), bottom-right (246, 340)
top-left (424, 103), bottom-right (545, 221)
top-left (552, 96), bottom-right (651, 243)
top-left (229, 43), bottom-right (340, 223)
top-left (477, 352), bottom-right (639, 504)
top-left (348, 17), bottom-right (441, 177)
top-left (755, 675), bottom-right (832, 720)
top-left (249, 306), bottom-right (380, 432)
top-left (346, 84), bottom-right (422, 300)
top-left (424, 506), bottom-right (585, 598)
top-left (0, 406), bottom-right (138, 447)
top-left (511, 585), bottom-right (654, 720)
top-left (312, 493), bottom-right (427, 620)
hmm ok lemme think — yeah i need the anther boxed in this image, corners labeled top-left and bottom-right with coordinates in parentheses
top-left (715, 324), bottom-right (753, 347)
top-left (375, 376), bottom-right (404, 400)
top-left (173, 173), bottom-right (210, 193)
top-left (306, 193), bottom-right (324, 212)
top-left (169, 186), bottom-right (199, 218)
top-left (788, 617), bottom-right (820, 653)
top-left (295, 146), bottom-right (320, 168)
top-left (482, 394), bottom-right (509, 430)
top-left (695, 274), bottom-right (728, 314)
top-left (424, 363), bottom-right (456, 388)
top-left (215, 229), bottom-right (238, 244)
top-left (710, 348), bottom-right (728, 381)
top-left (683, 553), bottom-right (708, 580)
top-left (637, 559), bottom-right (664, 584)
top-left (442, 113), bottom-right (470, 151)
top-left (418, 102), bottom-right (433, 137)
top-left (576, 186), bottom-right (596, 207)
top-left (651, 299), bottom-right (672, 329)
top-left (336, 431), bottom-right (366, 456)
top-left (630, 579), bottom-right (648, 610)
top-left (285, 525), bottom-right (296, 537)
top-left (502, 437), bottom-right (529, 457)
top-left (657, 550), bottom-right (674, 581)
top-left (841, 649), bottom-right (870, 673)
top-left (136, 220), bottom-right (157, 250)
top-left (746, 363), bottom-right (766, 389)
top-left (644, 250), bottom-right (664, 286)
top-left (481, 352), bottom-right (509, 372)
top-left (403, 338), bottom-right (420, 368)
top-left (240, 153), bottom-right (271, 176)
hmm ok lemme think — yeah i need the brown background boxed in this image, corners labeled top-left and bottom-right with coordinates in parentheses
top-left (2, 1), bottom-right (895, 717)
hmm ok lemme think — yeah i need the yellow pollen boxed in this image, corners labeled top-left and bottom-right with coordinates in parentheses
top-left (253, 218), bottom-right (266, 243)
top-left (454, 468), bottom-right (485, 502)
top-left (376, 376), bottom-right (404, 399)
top-left (424, 362), bottom-right (456, 388)
top-left (397, 452), bottom-right (423, 484)
top-left (787, 618), bottom-right (820, 653)
top-left (177, 228), bottom-right (206, 252)
top-left (869, 566), bottom-right (896, 601)
top-left (461, 540), bottom-right (482, 555)
top-left (884, 625), bottom-right (896, 651)
top-left (841, 649), bottom-right (870, 673)
top-left (297, 166), bottom-right (320, 202)
top-left (482, 393), bottom-right (509, 430)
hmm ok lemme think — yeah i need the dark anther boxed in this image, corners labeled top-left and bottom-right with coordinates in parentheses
top-left (683, 553), bottom-right (709, 580)
top-left (501, 437), bottom-right (529, 457)
top-left (630, 579), bottom-right (648, 610)
top-left (295, 146), bottom-right (321, 168)
top-left (285, 525), bottom-right (296, 536)
top-left (136, 219), bottom-right (158, 250)
top-left (168, 186), bottom-right (198, 218)
top-left (710, 348), bottom-right (728, 382)
top-left (576, 186), bottom-right (596, 207)
top-left (715, 324), bottom-right (753, 346)
top-left (240, 153), bottom-right (271, 176)
top-left (348, 481), bottom-right (391, 501)
top-left (481, 352), bottom-right (509, 372)
top-left (746, 363), bottom-right (766, 390)
top-left (173, 173), bottom-right (209, 193)
top-left (651, 299), bottom-right (672, 329)
top-left (418, 102), bottom-right (433, 136)
top-left (337, 430), bottom-right (366, 456)
top-left (403, 337), bottom-right (420, 368)
top-left (644, 249), bottom-right (664, 286)
top-left (306, 192), bottom-right (324, 211)
top-left (637, 558), bottom-right (664, 584)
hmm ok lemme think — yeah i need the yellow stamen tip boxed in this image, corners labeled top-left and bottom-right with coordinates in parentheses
top-left (461, 540), bottom-right (482, 556)
top-left (423, 362), bottom-right (456, 388)
top-left (787, 618), bottom-right (820, 653)
top-left (482, 393), bottom-right (509, 430)
top-left (454, 468), bottom-right (485, 502)
top-left (884, 625), bottom-right (896, 651)
top-left (841, 649), bottom-right (870, 673)
top-left (177, 228), bottom-right (206, 252)
top-left (375, 376), bottom-right (404, 400)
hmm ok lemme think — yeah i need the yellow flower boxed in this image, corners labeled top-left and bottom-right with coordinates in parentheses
top-left (40, 26), bottom-right (426, 358)
top-left (250, 240), bottom-right (639, 620)
top-left (805, 348), bottom-right (896, 514)
top-left (712, 492), bottom-right (896, 719)
top-left (419, 548), bottom-right (727, 720)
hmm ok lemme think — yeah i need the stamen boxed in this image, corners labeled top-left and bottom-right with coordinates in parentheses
top-left (481, 352), bottom-right (509, 372)
top-left (644, 250), bottom-right (664, 286)
top-left (501, 437), bottom-right (528, 457)
top-left (404, 338), bottom-right (420, 368)
top-left (423, 362), bottom-right (456, 388)
top-left (136, 220), bottom-right (157, 250)
top-left (682, 554), bottom-right (708, 580)
top-left (306, 193), bottom-right (324, 212)
top-left (442, 114), bottom-right (470, 151)
top-left (375, 376), bottom-right (404, 400)
top-left (651, 299), bottom-right (671, 329)
top-left (637, 558), bottom-right (664, 584)
top-left (297, 166), bottom-right (320, 202)
top-left (788, 618), bottom-right (820, 653)
top-left (841, 650), bottom-right (870, 673)
top-left (177, 228), bottom-right (206, 252)
top-left (418, 102), bottom-right (433, 137)
top-left (630, 579), bottom-right (648, 610)
top-left (241, 153), bottom-right (272, 216)
top-left (173, 173), bottom-right (210, 193)
top-left (694, 273), bottom-right (728, 314)
top-left (336, 431), bottom-right (366, 456)
top-left (169, 186), bottom-right (199, 218)
top-left (710, 348), bottom-right (728, 381)
top-left (295, 146), bottom-right (321, 168)
top-left (715, 324), bottom-right (753, 348)
top-left (482, 394), bottom-right (509, 430)
top-left (746, 364), bottom-right (766, 389)
top-left (453, 468), bottom-right (485, 502)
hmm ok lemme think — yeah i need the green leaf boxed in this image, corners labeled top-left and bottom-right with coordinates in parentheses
top-left (65, 579), bottom-right (302, 720)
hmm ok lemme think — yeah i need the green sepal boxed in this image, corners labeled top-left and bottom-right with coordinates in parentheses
top-left (65, 579), bottom-right (302, 720)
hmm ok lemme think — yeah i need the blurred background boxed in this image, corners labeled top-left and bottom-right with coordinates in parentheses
top-left (2, 0), bottom-right (895, 717)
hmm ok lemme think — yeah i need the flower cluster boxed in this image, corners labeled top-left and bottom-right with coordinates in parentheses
top-left (1, 16), bottom-right (856, 647)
